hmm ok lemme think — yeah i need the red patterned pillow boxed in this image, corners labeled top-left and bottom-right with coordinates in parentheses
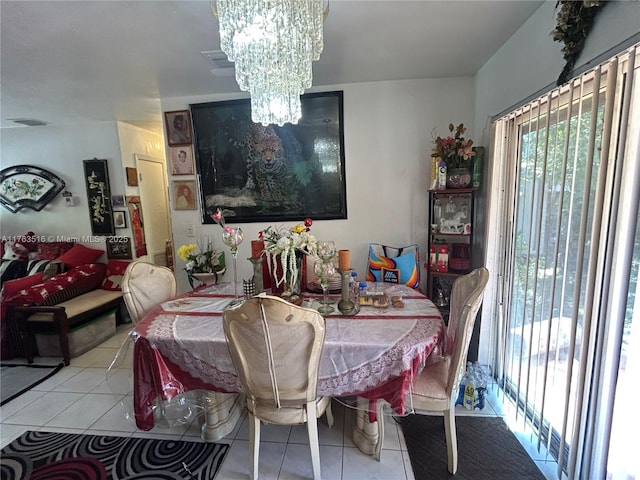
top-left (57, 244), bottom-right (104, 269)
top-left (101, 260), bottom-right (130, 291)
top-left (0, 272), bottom-right (45, 321)
top-left (34, 241), bottom-right (76, 260)
top-left (1, 272), bottom-right (45, 303)
top-left (21, 263), bottom-right (107, 306)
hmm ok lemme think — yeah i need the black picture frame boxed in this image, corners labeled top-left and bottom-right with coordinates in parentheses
top-left (106, 236), bottom-right (133, 259)
top-left (83, 158), bottom-right (115, 235)
top-left (190, 91), bottom-right (347, 224)
top-left (113, 210), bottom-right (127, 228)
top-left (0, 165), bottom-right (66, 213)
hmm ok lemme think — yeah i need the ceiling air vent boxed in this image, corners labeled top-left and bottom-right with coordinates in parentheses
top-left (10, 118), bottom-right (49, 127)
top-left (201, 50), bottom-right (235, 76)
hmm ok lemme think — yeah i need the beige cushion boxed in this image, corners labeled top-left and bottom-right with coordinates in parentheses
top-left (410, 357), bottom-right (450, 401)
top-left (27, 289), bottom-right (122, 322)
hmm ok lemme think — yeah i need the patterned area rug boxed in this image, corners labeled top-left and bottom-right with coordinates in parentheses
top-left (401, 415), bottom-right (546, 479)
top-left (0, 431), bottom-right (229, 479)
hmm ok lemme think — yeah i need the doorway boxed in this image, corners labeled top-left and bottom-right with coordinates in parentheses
top-left (135, 154), bottom-right (172, 266)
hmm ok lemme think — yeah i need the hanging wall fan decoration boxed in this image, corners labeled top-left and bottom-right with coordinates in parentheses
top-left (0, 165), bottom-right (66, 213)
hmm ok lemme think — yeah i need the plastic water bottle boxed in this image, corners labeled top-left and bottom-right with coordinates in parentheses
top-left (349, 272), bottom-right (358, 303)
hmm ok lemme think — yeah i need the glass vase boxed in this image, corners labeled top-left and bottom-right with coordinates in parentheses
top-left (446, 167), bottom-right (472, 189)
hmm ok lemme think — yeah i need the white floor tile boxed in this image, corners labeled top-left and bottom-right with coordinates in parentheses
top-left (279, 443), bottom-right (343, 480)
top-left (342, 445), bottom-right (407, 480)
top-left (30, 366), bottom-right (85, 391)
top-left (215, 439), bottom-right (286, 480)
top-left (0, 424), bottom-right (31, 448)
top-left (235, 414), bottom-right (292, 443)
top-left (3, 391), bottom-right (84, 426)
top-left (46, 393), bottom-right (121, 429)
top-left (89, 401), bottom-right (137, 433)
top-left (0, 389), bottom-right (46, 420)
top-left (52, 367), bottom-right (107, 392)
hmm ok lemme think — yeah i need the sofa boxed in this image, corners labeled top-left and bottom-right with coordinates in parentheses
top-left (1, 236), bottom-right (129, 365)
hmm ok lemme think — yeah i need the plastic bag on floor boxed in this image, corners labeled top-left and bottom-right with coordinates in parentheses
top-left (455, 362), bottom-right (491, 410)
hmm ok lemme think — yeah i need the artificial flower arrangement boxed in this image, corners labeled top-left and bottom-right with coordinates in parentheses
top-left (433, 123), bottom-right (476, 169)
top-left (259, 218), bottom-right (317, 290)
top-left (177, 237), bottom-right (225, 282)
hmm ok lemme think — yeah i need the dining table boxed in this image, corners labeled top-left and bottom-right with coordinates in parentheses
top-left (130, 281), bottom-right (445, 455)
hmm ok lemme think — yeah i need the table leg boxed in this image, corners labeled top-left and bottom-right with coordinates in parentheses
top-left (199, 391), bottom-right (245, 442)
top-left (352, 396), bottom-right (380, 455)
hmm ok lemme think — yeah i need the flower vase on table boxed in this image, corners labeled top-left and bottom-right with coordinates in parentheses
top-left (177, 238), bottom-right (225, 290)
top-left (212, 209), bottom-right (243, 305)
top-left (261, 218), bottom-right (317, 304)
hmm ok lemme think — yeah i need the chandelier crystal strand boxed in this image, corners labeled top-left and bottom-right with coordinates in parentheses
top-left (215, 0), bottom-right (325, 126)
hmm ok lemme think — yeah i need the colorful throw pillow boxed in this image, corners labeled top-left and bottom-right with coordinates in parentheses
top-left (366, 243), bottom-right (420, 289)
top-left (101, 259), bottom-right (130, 291)
top-left (57, 244), bottom-right (104, 269)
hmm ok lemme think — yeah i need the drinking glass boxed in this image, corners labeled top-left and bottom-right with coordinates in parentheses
top-left (317, 241), bottom-right (336, 261)
top-left (222, 227), bottom-right (243, 302)
top-left (314, 260), bottom-right (336, 314)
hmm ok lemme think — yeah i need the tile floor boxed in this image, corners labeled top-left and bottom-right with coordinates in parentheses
top-left (1, 324), bottom-right (560, 479)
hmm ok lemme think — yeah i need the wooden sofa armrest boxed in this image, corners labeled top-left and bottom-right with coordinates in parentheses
top-left (10, 305), bottom-right (70, 365)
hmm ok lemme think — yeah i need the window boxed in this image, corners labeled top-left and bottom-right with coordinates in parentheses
top-left (487, 44), bottom-right (639, 479)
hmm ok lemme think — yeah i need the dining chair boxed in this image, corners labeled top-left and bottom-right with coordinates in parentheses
top-left (121, 261), bottom-right (177, 324)
top-left (222, 294), bottom-right (333, 480)
top-left (376, 267), bottom-right (489, 474)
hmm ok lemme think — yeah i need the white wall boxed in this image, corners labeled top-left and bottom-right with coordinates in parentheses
top-left (0, 123), bottom-right (122, 260)
top-left (473, 0), bottom-right (640, 363)
top-left (161, 78), bottom-right (475, 293)
top-left (0, 122), bottom-right (165, 264)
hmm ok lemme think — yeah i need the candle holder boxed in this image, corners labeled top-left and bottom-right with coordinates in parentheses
top-left (337, 269), bottom-right (357, 315)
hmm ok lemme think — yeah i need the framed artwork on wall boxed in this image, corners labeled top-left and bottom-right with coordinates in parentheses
top-left (111, 195), bottom-right (125, 208)
top-left (165, 110), bottom-right (192, 146)
top-left (106, 236), bottom-right (133, 260)
top-left (126, 167), bottom-right (138, 186)
top-left (83, 158), bottom-right (115, 236)
top-left (0, 165), bottom-right (66, 213)
top-left (169, 145), bottom-right (195, 175)
top-left (113, 210), bottom-right (127, 228)
top-left (172, 180), bottom-right (197, 210)
top-left (126, 195), bottom-right (147, 257)
top-left (190, 91), bottom-right (347, 224)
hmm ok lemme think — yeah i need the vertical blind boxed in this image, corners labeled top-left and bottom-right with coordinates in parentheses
top-left (486, 44), bottom-right (639, 479)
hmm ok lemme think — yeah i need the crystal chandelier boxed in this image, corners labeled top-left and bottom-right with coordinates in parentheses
top-left (214, 0), bottom-right (325, 126)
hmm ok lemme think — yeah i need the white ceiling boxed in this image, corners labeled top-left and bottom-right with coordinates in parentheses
top-left (0, 0), bottom-right (544, 133)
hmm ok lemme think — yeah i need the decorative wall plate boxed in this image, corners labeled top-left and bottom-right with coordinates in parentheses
top-left (0, 165), bottom-right (66, 213)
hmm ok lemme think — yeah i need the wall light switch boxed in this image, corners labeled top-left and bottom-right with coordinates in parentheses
top-left (186, 224), bottom-right (196, 237)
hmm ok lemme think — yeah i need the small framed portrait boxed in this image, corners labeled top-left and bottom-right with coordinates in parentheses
top-left (113, 210), bottom-right (127, 228)
top-left (165, 110), bottom-right (192, 146)
top-left (106, 236), bottom-right (133, 260)
top-left (169, 145), bottom-right (195, 175)
top-left (172, 180), bottom-right (197, 210)
top-left (126, 167), bottom-right (138, 186)
top-left (111, 195), bottom-right (125, 208)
